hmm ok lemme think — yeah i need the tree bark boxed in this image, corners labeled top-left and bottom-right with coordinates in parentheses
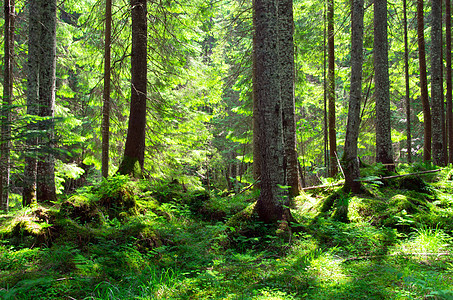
top-left (36, 0), bottom-right (57, 203)
top-left (417, 0), bottom-right (432, 162)
top-left (253, 0), bottom-right (289, 223)
top-left (279, 0), bottom-right (300, 198)
top-left (23, 0), bottom-right (41, 206)
top-left (447, 0), bottom-right (453, 163)
top-left (1, 0), bottom-right (14, 212)
top-left (374, 0), bottom-right (395, 170)
top-left (403, 0), bottom-right (412, 163)
top-left (431, 0), bottom-right (445, 165)
top-left (327, 0), bottom-right (337, 177)
top-left (343, 0), bottom-right (364, 194)
top-left (102, 0), bottom-right (112, 178)
top-left (118, 0), bottom-right (147, 177)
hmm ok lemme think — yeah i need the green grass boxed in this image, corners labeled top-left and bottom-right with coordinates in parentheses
top-left (1, 172), bottom-right (453, 299)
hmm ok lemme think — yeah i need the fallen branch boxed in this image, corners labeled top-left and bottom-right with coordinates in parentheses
top-left (301, 169), bottom-right (442, 191)
top-left (355, 169), bottom-right (442, 182)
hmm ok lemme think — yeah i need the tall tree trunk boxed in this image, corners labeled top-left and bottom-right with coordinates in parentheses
top-left (404, 0), bottom-right (412, 163)
top-left (253, 24), bottom-right (261, 187)
top-left (431, 0), bottom-right (444, 165)
top-left (417, 0), bottom-right (432, 162)
top-left (102, 0), bottom-right (112, 178)
top-left (23, 0), bottom-right (41, 206)
top-left (327, 0), bottom-right (337, 176)
top-left (118, 0), bottom-right (147, 177)
top-left (447, 0), bottom-right (453, 163)
top-left (343, 0), bottom-right (364, 194)
top-left (323, 6), bottom-right (328, 176)
top-left (1, 0), bottom-right (14, 212)
top-left (253, 0), bottom-right (289, 223)
top-left (374, 0), bottom-right (394, 170)
top-left (37, 0), bottom-right (57, 202)
top-left (279, 0), bottom-right (300, 197)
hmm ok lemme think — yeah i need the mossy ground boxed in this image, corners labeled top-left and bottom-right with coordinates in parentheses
top-left (1, 167), bottom-right (453, 299)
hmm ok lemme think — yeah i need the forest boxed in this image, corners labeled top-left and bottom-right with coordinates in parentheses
top-left (1, 0), bottom-right (453, 298)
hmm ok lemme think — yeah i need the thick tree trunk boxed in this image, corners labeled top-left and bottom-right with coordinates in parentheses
top-left (279, 0), bottom-right (300, 198)
top-left (1, 0), bottom-right (14, 212)
top-left (102, 0), bottom-right (112, 178)
top-left (404, 0), bottom-right (412, 163)
top-left (23, 0), bottom-right (41, 206)
top-left (37, 0), bottom-right (57, 203)
top-left (118, 0), bottom-right (147, 177)
top-left (343, 0), bottom-right (364, 194)
top-left (447, 0), bottom-right (453, 163)
top-left (374, 0), bottom-right (394, 170)
top-left (327, 0), bottom-right (337, 177)
top-left (253, 0), bottom-right (289, 223)
top-left (417, 0), bottom-right (432, 162)
top-left (431, 0), bottom-right (445, 165)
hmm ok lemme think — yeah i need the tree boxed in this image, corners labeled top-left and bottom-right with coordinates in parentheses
top-left (36, 0), bottom-right (57, 202)
top-left (374, 0), bottom-right (394, 170)
top-left (23, 0), bottom-right (57, 206)
top-left (117, 0), bottom-right (147, 177)
top-left (343, 0), bottom-right (364, 194)
top-left (23, 0), bottom-right (41, 206)
top-left (279, 0), bottom-right (300, 197)
top-left (102, 0), bottom-right (112, 178)
top-left (417, 0), bottom-right (431, 162)
top-left (253, 0), bottom-right (290, 223)
top-left (1, 0), bottom-right (14, 211)
top-left (447, 0), bottom-right (453, 163)
top-left (431, 0), bottom-right (444, 165)
top-left (327, 0), bottom-right (337, 177)
top-left (403, 0), bottom-right (412, 163)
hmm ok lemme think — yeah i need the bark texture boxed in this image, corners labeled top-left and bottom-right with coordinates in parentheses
top-left (37, 0), bottom-right (57, 202)
top-left (118, 0), bottom-right (147, 177)
top-left (23, 0), bottom-right (41, 206)
top-left (343, 0), bottom-right (364, 194)
top-left (404, 0), bottom-right (412, 163)
top-left (417, 0), bottom-right (431, 161)
top-left (431, 0), bottom-right (444, 165)
top-left (279, 0), bottom-right (300, 197)
top-left (253, 0), bottom-right (288, 223)
top-left (327, 0), bottom-right (337, 176)
top-left (1, 0), bottom-right (14, 211)
top-left (102, 0), bottom-right (112, 178)
top-left (447, 0), bottom-right (453, 163)
top-left (374, 0), bottom-right (394, 170)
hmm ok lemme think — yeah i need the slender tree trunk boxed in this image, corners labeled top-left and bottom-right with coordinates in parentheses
top-left (279, 0), bottom-right (300, 197)
top-left (1, 0), bottom-right (14, 212)
top-left (374, 0), bottom-right (395, 170)
top-left (322, 4), bottom-right (328, 176)
top-left (23, 0), bottom-right (41, 206)
top-left (36, 0), bottom-right (57, 202)
top-left (118, 0), bottom-right (147, 177)
top-left (431, 0), bottom-right (444, 165)
top-left (447, 0), bottom-right (453, 163)
top-left (404, 0), bottom-right (412, 163)
top-left (417, 0), bottom-right (432, 162)
top-left (327, 0), bottom-right (337, 176)
top-left (343, 0), bottom-right (364, 194)
top-left (254, 0), bottom-right (289, 223)
top-left (102, 0), bottom-right (112, 178)
top-left (253, 22), bottom-right (261, 186)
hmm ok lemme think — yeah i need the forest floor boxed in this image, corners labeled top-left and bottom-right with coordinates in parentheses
top-left (1, 164), bottom-right (453, 299)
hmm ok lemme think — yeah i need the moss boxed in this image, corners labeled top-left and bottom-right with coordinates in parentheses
top-left (397, 175), bottom-right (433, 194)
top-left (60, 195), bottom-right (102, 225)
top-left (117, 155), bottom-right (143, 178)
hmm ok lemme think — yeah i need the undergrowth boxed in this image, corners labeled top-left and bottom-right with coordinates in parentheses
top-left (1, 168), bottom-right (453, 299)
